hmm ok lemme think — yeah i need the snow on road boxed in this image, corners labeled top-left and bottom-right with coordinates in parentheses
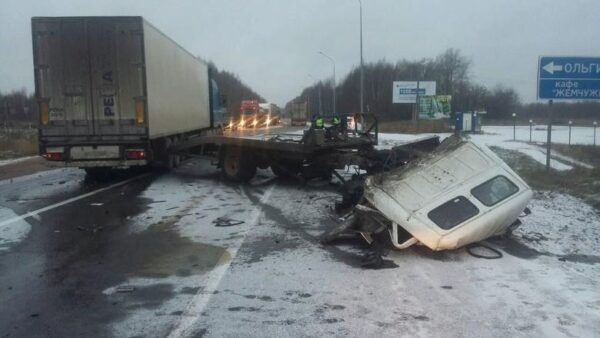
top-left (0, 207), bottom-right (31, 252)
top-left (182, 179), bottom-right (600, 337)
top-left (61, 126), bottom-right (598, 337)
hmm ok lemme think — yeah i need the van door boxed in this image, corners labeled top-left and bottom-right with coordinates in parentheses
top-left (34, 18), bottom-right (94, 137)
top-left (87, 18), bottom-right (146, 136)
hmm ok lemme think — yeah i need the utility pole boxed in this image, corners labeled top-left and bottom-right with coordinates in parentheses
top-left (546, 100), bottom-right (553, 171)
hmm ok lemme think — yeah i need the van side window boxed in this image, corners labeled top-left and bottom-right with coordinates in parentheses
top-left (471, 175), bottom-right (519, 207)
top-left (428, 196), bottom-right (479, 230)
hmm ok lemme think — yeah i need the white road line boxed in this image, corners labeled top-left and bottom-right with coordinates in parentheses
top-left (167, 184), bottom-right (275, 338)
top-left (0, 173), bottom-right (149, 228)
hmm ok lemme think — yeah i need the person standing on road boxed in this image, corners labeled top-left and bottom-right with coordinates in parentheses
top-left (313, 114), bottom-right (324, 129)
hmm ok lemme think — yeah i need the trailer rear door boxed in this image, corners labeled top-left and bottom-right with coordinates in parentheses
top-left (33, 17), bottom-right (147, 139)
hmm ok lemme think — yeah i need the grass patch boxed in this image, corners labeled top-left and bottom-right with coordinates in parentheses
top-left (0, 129), bottom-right (38, 159)
top-left (491, 146), bottom-right (600, 210)
top-left (552, 144), bottom-right (600, 168)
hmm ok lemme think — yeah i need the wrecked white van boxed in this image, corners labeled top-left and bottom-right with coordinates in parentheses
top-left (358, 135), bottom-right (533, 251)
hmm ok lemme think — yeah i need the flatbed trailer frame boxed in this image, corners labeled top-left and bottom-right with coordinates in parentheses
top-left (170, 114), bottom-right (440, 182)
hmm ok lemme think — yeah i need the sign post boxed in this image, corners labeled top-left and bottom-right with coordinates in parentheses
top-left (538, 56), bottom-right (600, 170)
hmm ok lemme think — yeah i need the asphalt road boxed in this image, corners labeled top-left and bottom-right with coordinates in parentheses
top-left (1, 132), bottom-right (599, 337)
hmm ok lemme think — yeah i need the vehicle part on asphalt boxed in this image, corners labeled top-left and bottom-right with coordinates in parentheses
top-left (466, 243), bottom-right (504, 259)
top-left (213, 217), bottom-right (245, 227)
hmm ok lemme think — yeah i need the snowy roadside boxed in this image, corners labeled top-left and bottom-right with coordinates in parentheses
top-left (0, 155), bottom-right (39, 167)
top-left (378, 125), bottom-right (596, 171)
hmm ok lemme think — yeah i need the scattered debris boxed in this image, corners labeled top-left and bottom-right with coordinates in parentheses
top-left (213, 217), bottom-right (245, 227)
top-left (77, 225), bottom-right (104, 233)
top-left (466, 243), bottom-right (503, 259)
top-left (115, 285), bottom-right (136, 293)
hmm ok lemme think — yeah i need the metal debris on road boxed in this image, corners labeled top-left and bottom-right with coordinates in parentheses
top-left (115, 285), bottom-right (136, 293)
top-left (212, 217), bottom-right (245, 227)
top-left (77, 225), bottom-right (104, 233)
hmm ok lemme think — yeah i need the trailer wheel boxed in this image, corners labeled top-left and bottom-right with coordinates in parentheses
top-left (222, 146), bottom-right (256, 182)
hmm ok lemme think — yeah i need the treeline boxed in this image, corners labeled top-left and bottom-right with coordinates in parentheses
top-left (288, 48), bottom-right (600, 121)
top-left (207, 61), bottom-right (264, 116)
top-left (0, 89), bottom-right (37, 126)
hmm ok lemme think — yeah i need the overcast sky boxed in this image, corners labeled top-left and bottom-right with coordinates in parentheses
top-left (1, 0), bottom-right (599, 107)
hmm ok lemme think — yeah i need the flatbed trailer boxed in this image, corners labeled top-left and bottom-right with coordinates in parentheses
top-left (170, 114), bottom-right (438, 182)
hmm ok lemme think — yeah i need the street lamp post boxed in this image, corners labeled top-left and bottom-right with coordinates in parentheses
top-left (594, 121), bottom-right (597, 146)
top-left (319, 51), bottom-right (336, 115)
top-left (529, 120), bottom-right (533, 143)
top-left (358, 0), bottom-right (364, 115)
top-left (568, 120), bottom-right (573, 145)
top-left (512, 113), bottom-right (517, 140)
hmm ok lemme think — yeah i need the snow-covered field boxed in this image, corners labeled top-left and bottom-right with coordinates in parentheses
top-left (379, 125), bottom-right (597, 171)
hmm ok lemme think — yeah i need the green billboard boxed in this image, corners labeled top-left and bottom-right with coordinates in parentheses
top-left (418, 95), bottom-right (452, 120)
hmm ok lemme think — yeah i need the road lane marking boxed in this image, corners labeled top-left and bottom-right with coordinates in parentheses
top-left (167, 184), bottom-right (275, 338)
top-left (0, 173), bottom-right (150, 228)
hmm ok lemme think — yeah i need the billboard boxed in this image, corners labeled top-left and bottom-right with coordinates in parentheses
top-left (392, 81), bottom-right (436, 103)
top-left (418, 95), bottom-right (452, 120)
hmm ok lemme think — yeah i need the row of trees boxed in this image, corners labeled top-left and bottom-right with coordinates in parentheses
top-left (0, 89), bottom-right (37, 126)
top-left (207, 62), bottom-right (264, 115)
top-left (288, 49), bottom-right (599, 122)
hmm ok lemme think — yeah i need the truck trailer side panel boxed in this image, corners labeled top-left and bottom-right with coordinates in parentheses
top-left (142, 20), bottom-right (210, 138)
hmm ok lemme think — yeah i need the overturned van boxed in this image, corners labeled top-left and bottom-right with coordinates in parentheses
top-left (356, 135), bottom-right (533, 251)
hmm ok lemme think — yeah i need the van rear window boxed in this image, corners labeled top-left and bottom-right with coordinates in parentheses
top-left (428, 196), bottom-right (479, 230)
top-left (471, 175), bottom-right (519, 206)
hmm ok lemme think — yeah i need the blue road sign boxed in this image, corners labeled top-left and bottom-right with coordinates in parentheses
top-left (538, 56), bottom-right (600, 100)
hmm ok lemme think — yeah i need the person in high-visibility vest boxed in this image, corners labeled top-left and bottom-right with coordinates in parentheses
top-left (332, 114), bottom-right (341, 126)
top-left (313, 115), bottom-right (324, 129)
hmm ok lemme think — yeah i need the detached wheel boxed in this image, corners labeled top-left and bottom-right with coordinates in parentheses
top-left (222, 146), bottom-right (256, 182)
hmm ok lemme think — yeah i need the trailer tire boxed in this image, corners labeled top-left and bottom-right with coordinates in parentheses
top-left (222, 146), bottom-right (256, 182)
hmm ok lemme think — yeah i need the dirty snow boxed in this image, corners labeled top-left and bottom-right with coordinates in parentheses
top-left (0, 206), bottom-right (32, 252)
top-left (86, 127), bottom-right (600, 337)
top-left (181, 181), bottom-right (600, 338)
top-left (0, 155), bottom-right (38, 167)
top-left (515, 191), bottom-right (600, 257)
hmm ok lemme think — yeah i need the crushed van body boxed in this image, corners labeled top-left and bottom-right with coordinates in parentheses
top-left (353, 135), bottom-right (533, 251)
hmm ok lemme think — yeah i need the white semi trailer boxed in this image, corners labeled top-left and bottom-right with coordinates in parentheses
top-left (32, 16), bottom-right (215, 175)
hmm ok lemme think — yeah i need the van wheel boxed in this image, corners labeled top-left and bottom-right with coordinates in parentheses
top-left (222, 146), bottom-right (256, 182)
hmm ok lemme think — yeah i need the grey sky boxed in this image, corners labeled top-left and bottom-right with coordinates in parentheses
top-left (1, 0), bottom-right (599, 107)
